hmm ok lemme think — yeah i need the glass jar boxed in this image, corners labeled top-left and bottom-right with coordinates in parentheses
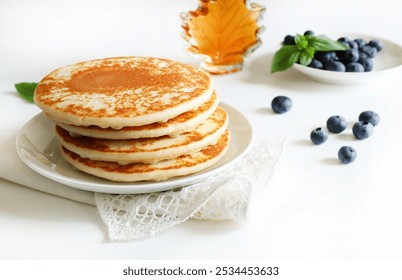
top-left (181, 0), bottom-right (265, 75)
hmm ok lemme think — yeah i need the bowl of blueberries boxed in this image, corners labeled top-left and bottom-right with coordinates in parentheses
top-left (289, 31), bottom-right (402, 85)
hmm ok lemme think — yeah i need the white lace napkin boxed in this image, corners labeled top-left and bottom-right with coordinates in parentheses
top-left (95, 138), bottom-right (286, 241)
top-left (0, 133), bottom-right (285, 241)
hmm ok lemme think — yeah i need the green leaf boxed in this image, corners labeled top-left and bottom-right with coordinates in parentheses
top-left (271, 45), bottom-right (301, 73)
top-left (299, 47), bottom-right (315, 66)
top-left (308, 35), bottom-right (349, 51)
top-left (14, 82), bottom-right (38, 103)
top-left (304, 34), bottom-right (315, 41)
top-left (295, 34), bottom-right (308, 49)
top-left (304, 46), bottom-right (315, 58)
top-left (300, 53), bottom-right (313, 66)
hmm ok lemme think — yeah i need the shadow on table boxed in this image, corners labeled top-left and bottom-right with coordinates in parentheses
top-left (242, 52), bottom-right (345, 94)
top-left (181, 219), bottom-right (244, 235)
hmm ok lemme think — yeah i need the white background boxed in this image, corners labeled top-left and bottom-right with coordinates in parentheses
top-left (0, 0), bottom-right (402, 260)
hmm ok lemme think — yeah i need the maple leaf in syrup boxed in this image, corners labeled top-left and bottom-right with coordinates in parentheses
top-left (181, 0), bottom-right (265, 73)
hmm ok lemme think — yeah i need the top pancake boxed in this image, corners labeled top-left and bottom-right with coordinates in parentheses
top-left (34, 57), bottom-right (213, 129)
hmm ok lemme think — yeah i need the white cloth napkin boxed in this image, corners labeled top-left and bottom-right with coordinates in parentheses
top-left (0, 131), bottom-right (286, 240)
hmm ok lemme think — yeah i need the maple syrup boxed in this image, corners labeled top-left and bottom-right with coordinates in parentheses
top-left (181, 0), bottom-right (265, 74)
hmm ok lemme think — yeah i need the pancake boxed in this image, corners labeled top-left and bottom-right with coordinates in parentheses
top-left (34, 56), bottom-right (213, 129)
top-left (60, 130), bottom-right (230, 182)
top-left (56, 91), bottom-right (219, 139)
top-left (55, 106), bottom-right (228, 164)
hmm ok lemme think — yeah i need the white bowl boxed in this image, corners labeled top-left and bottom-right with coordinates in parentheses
top-left (292, 34), bottom-right (402, 85)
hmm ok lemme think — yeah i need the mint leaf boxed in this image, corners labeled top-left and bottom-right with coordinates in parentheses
top-left (304, 34), bottom-right (315, 40)
top-left (295, 34), bottom-right (308, 50)
top-left (14, 82), bottom-right (38, 103)
top-left (271, 33), bottom-right (350, 73)
top-left (271, 45), bottom-right (301, 73)
top-left (299, 47), bottom-right (315, 66)
top-left (300, 54), bottom-right (312, 66)
top-left (308, 35), bottom-right (349, 51)
top-left (304, 46), bottom-right (315, 58)
top-left (295, 34), bottom-right (308, 49)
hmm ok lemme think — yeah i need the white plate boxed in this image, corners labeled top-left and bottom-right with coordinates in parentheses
top-left (16, 103), bottom-right (253, 194)
top-left (292, 34), bottom-right (402, 85)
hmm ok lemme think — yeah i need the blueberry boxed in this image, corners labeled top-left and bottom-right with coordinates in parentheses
top-left (324, 61), bottom-right (346, 72)
top-left (368, 40), bottom-right (383, 52)
top-left (271, 96), bottom-right (292, 114)
top-left (358, 57), bottom-right (373, 72)
top-left (358, 51), bottom-right (369, 60)
top-left (284, 35), bottom-right (295, 45)
top-left (352, 121), bottom-right (374, 139)
top-left (308, 59), bottom-right (324, 69)
top-left (346, 62), bottom-right (365, 72)
top-left (337, 37), bottom-right (350, 44)
top-left (310, 128), bottom-right (328, 145)
top-left (304, 30), bottom-right (315, 36)
top-left (360, 45), bottom-right (377, 58)
top-left (326, 115), bottom-right (347, 133)
top-left (359, 111), bottom-right (380, 126)
top-left (347, 40), bottom-right (359, 50)
top-left (337, 41), bottom-right (349, 51)
top-left (343, 48), bottom-right (359, 63)
top-left (354, 38), bottom-right (367, 49)
top-left (316, 51), bottom-right (337, 63)
top-left (338, 146), bottom-right (357, 164)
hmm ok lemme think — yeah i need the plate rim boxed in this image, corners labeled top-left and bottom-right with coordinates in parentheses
top-left (15, 102), bottom-right (253, 194)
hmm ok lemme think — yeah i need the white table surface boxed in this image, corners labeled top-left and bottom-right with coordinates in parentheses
top-left (1, 0), bottom-right (401, 259)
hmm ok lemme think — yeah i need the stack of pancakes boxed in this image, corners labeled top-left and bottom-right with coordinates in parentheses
top-left (34, 57), bottom-right (230, 182)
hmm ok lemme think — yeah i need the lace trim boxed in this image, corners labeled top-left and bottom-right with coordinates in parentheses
top-left (95, 138), bottom-right (286, 241)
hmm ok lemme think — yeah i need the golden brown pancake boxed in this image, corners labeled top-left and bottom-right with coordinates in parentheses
top-left (60, 130), bottom-right (230, 182)
top-left (34, 57), bottom-right (213, 129)
top-left (55, 106), bottom-right (228, 164)
top-left (55, 91), bottom-right (219, 139)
